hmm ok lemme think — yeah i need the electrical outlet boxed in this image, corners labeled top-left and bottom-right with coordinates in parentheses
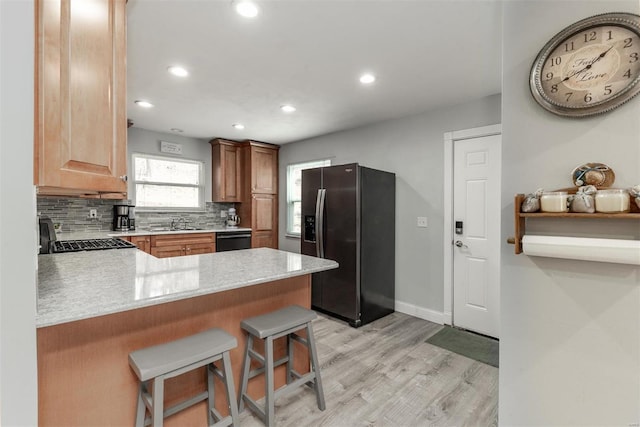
top-left (417, 216), bottom-right (428, 228)
top-left (89, 209), bottom-right (98, 218)
top-left (221, 210), bottom-right (228, 218)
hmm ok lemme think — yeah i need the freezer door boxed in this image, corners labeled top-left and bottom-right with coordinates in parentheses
top-left (319, 163), bottom-right (359, 321)
top-left (301, 167), bottom-right (323, 307)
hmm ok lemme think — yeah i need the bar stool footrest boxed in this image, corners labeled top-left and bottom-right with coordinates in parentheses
top-left (274, 372), bottom-right (317, 400)
top-left (247, 355), bottom-right (289, 381)
top-left (242, 394), bottom-right (267, 424)
top-left (210, 407), bottom-right (233, 427)
top-left (141, 390), bottom-right (209, 427)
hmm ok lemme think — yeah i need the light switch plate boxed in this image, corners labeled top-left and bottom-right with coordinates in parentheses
top-left (89, 209), bottom-right (98, 218)
top-left (221, 210), bottom-right (227, 218)
top-left (417, 217), bottom-right (428, 228)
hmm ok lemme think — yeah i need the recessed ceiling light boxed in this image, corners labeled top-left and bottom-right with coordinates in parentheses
top-left (280, 105), bottom-right (296, 113)
top-left (134, 100), bottom-right (154, 108)
top-left (170, 128), bottom-right (183, 133)
top-left (167, 66), bottom-right (189, 77)
top-left (359, 73), bottom-right (376, 85)
top-left (232, 123), bottom-right (245, 130)
top-left (235, 1), bottom-right (259, 18)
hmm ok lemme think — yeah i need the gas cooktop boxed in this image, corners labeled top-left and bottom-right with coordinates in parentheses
top-left (52, 238), bottom-right (136, 253)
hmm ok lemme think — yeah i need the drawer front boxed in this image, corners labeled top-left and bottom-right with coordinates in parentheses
top-left (150, 245), bottom-right (184, 258)
top-left (184, 243), bottom-right (215, 256)
top-left (151, 233), bottom-right (215, 248)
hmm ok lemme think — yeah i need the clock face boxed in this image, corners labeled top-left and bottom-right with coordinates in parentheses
top-left (531, 13), bottom-right (640, 117)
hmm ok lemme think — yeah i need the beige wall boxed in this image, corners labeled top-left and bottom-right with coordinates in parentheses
top-left (500, 1), bottom-right (640, 424)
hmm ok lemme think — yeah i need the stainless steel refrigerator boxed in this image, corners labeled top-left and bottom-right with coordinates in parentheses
top-left (301, 163), bottom-right (395, 327)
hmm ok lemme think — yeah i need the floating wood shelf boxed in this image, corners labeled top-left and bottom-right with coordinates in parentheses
top-left (511, 193), bottom-right (640, 254)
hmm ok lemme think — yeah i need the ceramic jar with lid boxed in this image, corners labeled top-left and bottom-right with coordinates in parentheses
top-left (595, 189), bottom-right (630, 213)
top-left (540, 191), bottom-right (569, 212)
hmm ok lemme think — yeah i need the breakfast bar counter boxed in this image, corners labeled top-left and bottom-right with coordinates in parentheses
top-left (37, 247), bottom-right (336, 327)
top-left (37, 248), bottom-right (337, 426)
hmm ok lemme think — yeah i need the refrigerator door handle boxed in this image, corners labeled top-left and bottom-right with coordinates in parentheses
top-left (316, 188), bottom-right (326, 258)
top-left (315, 189), bottom-right (323, 258)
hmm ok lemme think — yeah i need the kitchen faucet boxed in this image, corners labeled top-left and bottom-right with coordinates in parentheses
top-left (170, 217), bottom-right (186, 230)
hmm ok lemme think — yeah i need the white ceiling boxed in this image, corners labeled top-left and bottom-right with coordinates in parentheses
top-left (127, 0), bottom-right (502, 145)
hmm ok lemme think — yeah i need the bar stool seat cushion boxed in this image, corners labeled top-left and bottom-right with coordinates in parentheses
top-left (240, 305), bottom-right (317, 339)
top-left (129, 328), bottom-right (237, 381)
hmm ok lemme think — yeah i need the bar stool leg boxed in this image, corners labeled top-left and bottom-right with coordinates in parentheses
top-left (306, 323), bottom-right (326, 411)
top-left (135, 382), bottom-right (146, 427)
top-left (238, 334), bottom-right (253, 412)
top-left (152, 376), bottom-right (165, 427)
top-left (286, 334), bottom-right (294, 385)
top-left (222, 351), bottom-right (240, 426)
top-left (264, 336), bottom-right (275, 426)
top-left (207, 363), bottom-right (215, 426)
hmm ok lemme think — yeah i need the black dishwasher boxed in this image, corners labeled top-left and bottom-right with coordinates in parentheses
top-left (216, 231), bottom-right (252, 251)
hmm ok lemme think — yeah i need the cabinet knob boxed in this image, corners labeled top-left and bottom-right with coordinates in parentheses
top-left (119, 175), bottom-right (128, 182)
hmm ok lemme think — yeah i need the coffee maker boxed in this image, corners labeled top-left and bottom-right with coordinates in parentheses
top-left (113, 205), bottom-right (135, 231)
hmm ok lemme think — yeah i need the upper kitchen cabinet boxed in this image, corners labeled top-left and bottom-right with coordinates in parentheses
top-left (238, 140), bottom-right (279, 248)
top-left (244, 141), bottom-right (278, 194)
top-left (210, 138), bottom-right (242, 203)
top-left (34, 0), bottom-right (128, 198)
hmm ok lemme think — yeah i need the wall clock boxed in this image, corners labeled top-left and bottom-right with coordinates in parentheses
top-left (530, 12), bottom-right (640, 117)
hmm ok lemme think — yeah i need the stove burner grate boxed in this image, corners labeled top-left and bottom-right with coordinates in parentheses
top-left (52, 238), bottom-right (136, 253)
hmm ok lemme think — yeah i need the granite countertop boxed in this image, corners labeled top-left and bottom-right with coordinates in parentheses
top-left (37, 248), bottom-right (338, 328)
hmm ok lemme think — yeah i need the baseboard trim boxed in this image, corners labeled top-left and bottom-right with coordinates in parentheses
top-left (395, 301), bottom-right (445, 325)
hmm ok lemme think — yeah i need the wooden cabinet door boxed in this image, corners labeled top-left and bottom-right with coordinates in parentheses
top-left (252, 194), bottom-right (277, 248)
top-left (35, 0), bottom-right (127, 195)
top-left (251, 146), bottom-right (278, 194)
top-left (150, 246), bottom-right (185, 258)
top-left (252, 231), bottom-right (276, 249)
top-left (129, 236), bottom-right (151, 253)
top-left (211, 139), bottom-right (241, 202)
top-left (185, 243), bottom-right (215, 256)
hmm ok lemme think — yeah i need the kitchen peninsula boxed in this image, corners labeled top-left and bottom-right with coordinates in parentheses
top-left (37, 247), bottom-right (338, 426)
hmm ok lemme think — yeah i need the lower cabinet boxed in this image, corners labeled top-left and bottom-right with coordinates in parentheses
top-left (150, 233), bottom-right (216, 258)
top-left (121, 233), bottom-right (215, 258)
top-left (250, 193), bottom-right (278, 248)
top-left (129, 235), bottom-right (151, 253)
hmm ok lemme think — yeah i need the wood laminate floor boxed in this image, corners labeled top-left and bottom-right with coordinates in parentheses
top-left (237, 312), bottom-right (498, 427)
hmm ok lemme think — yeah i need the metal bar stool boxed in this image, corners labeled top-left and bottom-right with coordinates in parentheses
top-left (238, 305), bottom-right (325, 426)
top-left (128, 328), bottom-right (240, 427)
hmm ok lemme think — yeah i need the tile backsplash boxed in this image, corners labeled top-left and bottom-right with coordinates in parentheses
top-left (37, 197), bottom-right (234, 232)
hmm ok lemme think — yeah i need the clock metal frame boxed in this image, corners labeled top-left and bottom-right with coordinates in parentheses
top-left (530, 12), bottom-right (640, 117)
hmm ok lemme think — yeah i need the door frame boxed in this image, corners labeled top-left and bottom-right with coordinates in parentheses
top-left (443, 124), bottom-right (501, 326)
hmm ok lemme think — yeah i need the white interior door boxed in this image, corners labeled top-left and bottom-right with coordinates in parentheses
top-left (453, 134), bottom-right (501, 338)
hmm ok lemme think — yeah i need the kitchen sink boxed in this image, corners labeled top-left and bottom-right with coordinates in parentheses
top-left (147, 226), bottom-right (205, 232)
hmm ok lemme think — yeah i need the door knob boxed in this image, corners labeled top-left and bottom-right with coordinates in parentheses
top-left (455, 240), bottom-right (468, 248)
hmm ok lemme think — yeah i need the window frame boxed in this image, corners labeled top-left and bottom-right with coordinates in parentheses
top-left (131, 152), bottom-right (205, 212)
top-left (285, 159), bottom-right (331, 237)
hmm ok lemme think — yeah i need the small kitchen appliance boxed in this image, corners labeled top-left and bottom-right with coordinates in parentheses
top-left (226, 208), bottom-right (240, 228)
top-left (127, 205), bottom-right (136, 230)
top-left (39, 216), bottom-right (57, 254)
top-left (113, 204), bottom-right (135, 231)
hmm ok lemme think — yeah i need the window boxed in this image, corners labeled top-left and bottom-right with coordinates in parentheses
top-left (286, 159), bottom-right (331, 236)
top-left (132, 153), bottom-right (204, 211)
